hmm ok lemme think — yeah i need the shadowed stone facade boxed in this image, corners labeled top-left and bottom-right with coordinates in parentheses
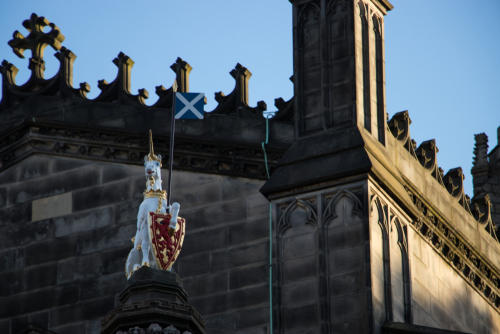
top-left (0, 2), bottom-right (499, 334)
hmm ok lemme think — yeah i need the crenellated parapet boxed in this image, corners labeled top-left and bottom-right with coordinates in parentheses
top-left (1, 14), bottom-right (280, 121)
top-left (387, 110), bottom-right (498, 248)
top-left (209, 63), bottom-right (267, 118)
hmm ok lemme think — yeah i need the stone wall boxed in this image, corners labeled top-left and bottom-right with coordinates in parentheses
top-left (0, 155), bottom-right (271, 334)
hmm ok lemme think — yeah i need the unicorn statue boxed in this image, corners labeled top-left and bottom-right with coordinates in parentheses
top-left (125, 130), bottom-right (186, 279)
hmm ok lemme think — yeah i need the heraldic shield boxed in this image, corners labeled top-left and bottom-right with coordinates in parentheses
top-left (148, 212), bottom-right (186, 270)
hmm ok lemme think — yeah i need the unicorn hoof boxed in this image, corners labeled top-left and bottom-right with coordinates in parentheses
top-left (142, 262), bottom-right (150, 267)
top-left (133, 264), bottom-right (140, 271)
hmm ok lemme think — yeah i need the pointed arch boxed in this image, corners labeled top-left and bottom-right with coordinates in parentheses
top-left (323, 189), bottom-right (363, 227)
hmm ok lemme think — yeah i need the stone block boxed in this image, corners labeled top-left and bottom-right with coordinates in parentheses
top-left (80, 272), bottom-right (126, 301)
top-left (0, 188), bottom-right (6, 208)
top-left (228, 217), bottom-right (269, 247)
top-left (177, 251), bottom-right (211, 277)
top-left (329, 271), bottom-right (362, 297)
top-left (102, 163), bottom-right (142, 184)
top-left (49, 296), bottom-right (115, 327)
top-left (450, 316), bottom-right (470, 333)
top-left (211, 242), bottom-right (268, 271)
top-left (247, 193), bottom-right (269, 219)
top-left (284, 327), bottom-right (319, 334)
top-left (328, 246), bottom-right (364, 274)
top-left (25, 236), bottom-right (80, 266)
top-left (183, 271), bottom-right (228, 298)
top-left (0, 248), bottom-right (24, 273)
top-left (229, 263), bottom-right (268, 291)
top-left (182, 197), bottom-right (247, 230)
top-left (72, 180), bottom-right (131, 212)
top-left (100, 246), bottom-right (131, 275)
top-left (182, 226), bottom-right (227, 257)
top-left (237, 327), bottom-right (267, 334)
top-left (32, 192), bottom-right (72, 222)
top-left (0, 262), bottom-right (57, 297)
top-left (115, 199), bottom-right (142, 224)
top-left (2, 218), bottom-right (53, 249)
top-left (51, 322), bottom-right (88, 334)
top-left (392, 293), bottom-right (405, 323)
top-left (330, 317), bottom-right (367, 334)
top-left (204, 312), bottom-right (238, 333)
top-left (11, 315), bottom-right (29, 334)
top-left (191, 284), bottom-right (268, 317)
top-left (0, 155), bottom-right (50, 186)
top-left (413, 303), bottom-right (440, 329)
top-left (0, 317), bottom-right (10, 334)
top-left (0, 202), bottom-right (32, 227)
top-left (54, 206), bottom-right (112, 237)
top-left (173, 180), bottom-right (221, 208)
top-left (283, 303), bottom-right (319, 330)
top-left (172, 171), bottom-right (221, 190)
top-left (80, 223), bottom-right (135, 255)
top-left (283, 277), bottom-right (318, 307)
top-left (50, 157), bottom-right (93, 173)
top-left (330, 293), bottom-right (365, 321)
top-left (30, 310), bottom-right (49, 329)
top-left (9, 166), bottom-right (101, 204)
top-left (282, 255), bottom-right (318, 284)
top-left (57, 254), bottom-right (101, 284)
top-left (327, 224), bottom-right (363, 250)
top-left (238, 306), bottom-right (269, 330)
top-left (282, 232), bottom-right (317, 261)
top-left (0, 283), bottom-right (79, 318)
top-left (221, 177), bottom-right (263, 201)
top-left (438, 279), bottom-right (464, 323)
top-left (412, 279), bottom-right (431, 314)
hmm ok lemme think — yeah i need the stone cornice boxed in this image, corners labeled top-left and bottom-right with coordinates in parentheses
top-left (404, 183), bottom-right (500, 313)
top-left (0, 119), bottom-right (286, 180)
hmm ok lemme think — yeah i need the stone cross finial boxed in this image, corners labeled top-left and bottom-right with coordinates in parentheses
top-left (8, 13), bottom-right (65, 78)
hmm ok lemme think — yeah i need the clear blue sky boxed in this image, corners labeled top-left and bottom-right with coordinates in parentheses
top-left (1, 0), bottom-right (499, 197)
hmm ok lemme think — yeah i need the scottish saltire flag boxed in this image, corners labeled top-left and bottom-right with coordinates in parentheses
top-left (175, 93), bottom-right (205, 119)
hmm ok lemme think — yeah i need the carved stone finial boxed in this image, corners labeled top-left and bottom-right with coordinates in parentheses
top-left (415, 139), bottom-right (445, 185)
top-left (443, 167), bottom-right (472, 214)
top-left (153, 57), bottom-right (194, 108)
top-left (7, 13), bottom-right (65, 79)
top-left (471, 193), bottom-right (499, 241)
top-left (209, 63), bottom-right (266, 118)
top-left (94, 52), bottom-right (148, 105)
top-left (472, 133), bottom-right (491, 196)
top-left (387, 111), bottom-right (417, 158)
top-left (272, 75), bottom-right (294, 121)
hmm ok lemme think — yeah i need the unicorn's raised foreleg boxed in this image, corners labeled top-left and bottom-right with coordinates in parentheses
top-left (169, 202), bottom-right (180, 232)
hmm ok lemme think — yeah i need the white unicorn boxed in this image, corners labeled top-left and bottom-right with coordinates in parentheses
top-left (126, 131), bottom-right (180, 278)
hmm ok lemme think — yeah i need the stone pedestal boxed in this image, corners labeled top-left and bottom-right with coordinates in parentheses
top-left (100, 267), bottom-right (206, 334)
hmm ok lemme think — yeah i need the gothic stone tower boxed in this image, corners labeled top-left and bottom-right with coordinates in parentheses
top-left (262, 0), bottom-right (500, 333)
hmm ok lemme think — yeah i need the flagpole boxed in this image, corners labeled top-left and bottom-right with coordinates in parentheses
top-left (167, 84), bottom-right (177, 210)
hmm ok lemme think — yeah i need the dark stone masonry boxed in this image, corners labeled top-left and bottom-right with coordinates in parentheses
top-left (1, 1), bottom-right (499, 334)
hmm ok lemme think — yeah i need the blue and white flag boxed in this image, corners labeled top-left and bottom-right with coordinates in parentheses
top-left (175, 93), bottom-right (205, 120)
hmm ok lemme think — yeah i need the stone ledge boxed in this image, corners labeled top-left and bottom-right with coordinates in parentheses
top-left (382, 321), bottom-right (471, 334)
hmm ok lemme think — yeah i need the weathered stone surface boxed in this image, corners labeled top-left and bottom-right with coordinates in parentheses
top-left (211, 242), bottom-right (268, 271)
top-left (182, 226), bottom-right (227, 257)
top-left (25, 236), bottom-right (79, 266)
top-left (183, 271), bottom-right (228, 298)
top-left (50, 296), bottom-right (115, 328)
top-left (0, 248), bottom-right (24, 273)
top-left (54, 206), bottom-right (112, 237)
top-left (0, 202), bottom-right (32, 226)
top-left (229, 263), bottom-right (268, 291)
top-left (0, 283), bottom-right (79, 318)
top-left (73, 181), bottom-right (130, 212)
top-left (0, 262), bottom-right (57, 297)
top-left (283, 303), bottom-right (319, 330)
top-left (227, 217), bottom-right (268, 246)
top-left (57, 254), bottom-right (101, 283)
top-left (80, 272), bottom-right (125, 301)
top-left (8, 166), bottom-right (100, 204)
top-left (2, 218), bottom-right (53, 248)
